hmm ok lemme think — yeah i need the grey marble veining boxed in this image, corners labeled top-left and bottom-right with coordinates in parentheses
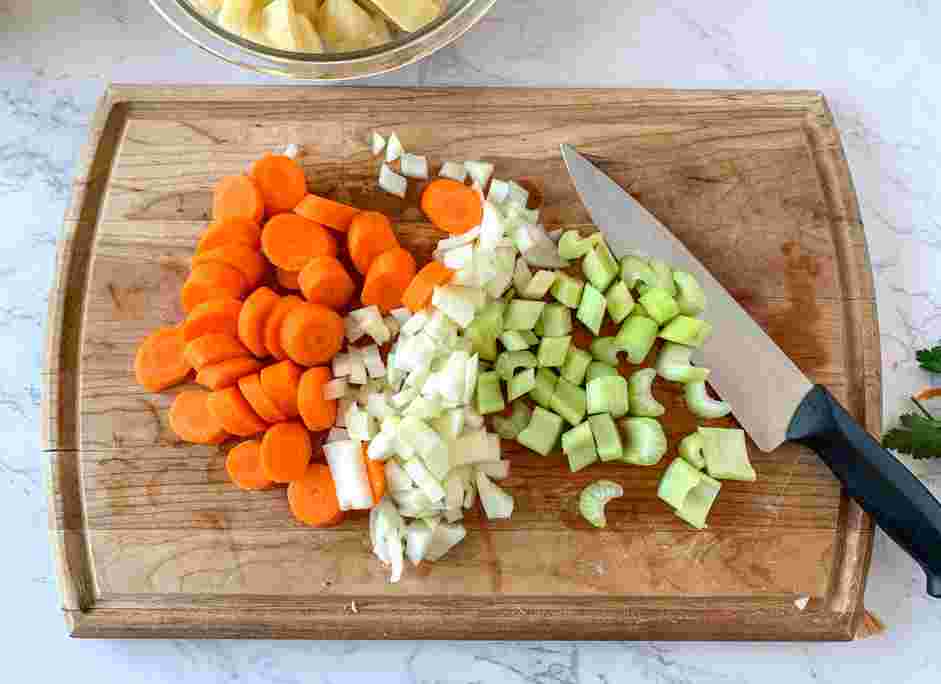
top-left (3, 0), bottom-right (941, 681)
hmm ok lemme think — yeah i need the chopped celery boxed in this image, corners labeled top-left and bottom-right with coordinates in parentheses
top-left (699, 427), bottom-right (756, 481)
top-left (586, 375), bottom-right (630, 418)
top-left (606, 280), bottom-right (635, 324)
top-left (576, 283), bottom-right (607, 335)
top-left (678, 432), bottom-right (706, 469)
top-left (492, 400), bottom-right (533, 439)
top-left (620, 417), bottom-right (668, 466)
top-left (432, 409), bottom-right (465, 441)
top-left (520, 330), bottom-right (539, 346)
top-left (550, 377), bottom-right (587, 426)
top-left (467, 300), bottom-right (504, 361)
top-left (656, 342), bottom-right (710, 384)
top-left (659, 315), bottom-right (712, 348)
top-left (672, 271), bottom-right (706, 315)
top-left (646, 258), bottom-right (676, 296)
top-left (519, 270), bottom-right (557, 299)
top-left (579, 480), bottom-right (623, 528)
top-left (537, 335), bottom-right (572, 368)
top-left (558, 230), bottom-right (604, 260)
top-left (586, 361), bottom-right (619, 383)
top-left (517, 406), bottom-right (564, 456)
top-left (657, 458), bottom-right (705, 510)
top-left (674, 473), bottom-right (722, 529)
top-left (582, 243), bottom-right (619, 292)
top-left (532, 367), bottom-right (559, 408)
top-left (550, 272), bottom-right (584, 309)
top-left (590, 336), bottom-right (621, 366)
top-left (476, 371), bottom-right (505, 415)
top-left (561, 346), bottom-right (593, 385)
top-left (496, 350), bottom-right (538, 381)
top-left (500, 330), bottom-right (532, 352)
top-left (508, 368), bottom-right (536, 402)
top-left (627, 368), bottom-right (665, 418)
top-left (637, 287), bottom-right (680, 325)
top-left (504, 299), bottom-right (546, 331)
top-left (562, 422), bottom-right (598, 472)
top-left (588, 413), bottom-right (624, 461)
top-left (620, 255), bottom-right (658, 290)
top-left (685, 381), bottom-right (731, 419)
top-left (614, 314), bottom-right (658, 364)
top-left (539, 303), bottom-right (573, 337)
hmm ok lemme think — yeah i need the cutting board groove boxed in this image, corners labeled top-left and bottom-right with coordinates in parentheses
top-left (44, 87), bottom-right (878, 640)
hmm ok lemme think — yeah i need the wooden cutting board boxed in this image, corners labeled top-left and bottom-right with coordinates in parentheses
top-left (44, 86), bottom-right (879, 640)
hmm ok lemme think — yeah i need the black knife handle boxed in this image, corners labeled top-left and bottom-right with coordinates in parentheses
top-left (787, 385), bottom-right (941, 597)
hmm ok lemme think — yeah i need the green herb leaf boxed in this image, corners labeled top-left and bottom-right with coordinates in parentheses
top-left (916, 345), bottom-right (941, 373)
top-left (882, 412), bottom-right (941, 459)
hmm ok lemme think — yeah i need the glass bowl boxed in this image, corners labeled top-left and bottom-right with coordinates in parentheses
top-left (149, 0), bottom-right (496, 80)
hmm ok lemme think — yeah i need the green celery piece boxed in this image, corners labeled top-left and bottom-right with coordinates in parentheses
top-left (620, 255), bottom-right (658, 290)
top-left (678, 432), bottom-right (706, 469)
top-left (672, 271), bottom-right (706, 315)
top-left (615, 314), bottom-right (659, 364)
top-left (588, 413), bottom-right (624, 462)
top-left (558, 231), bottom-right (604, 260)
top-left (517, 406), bottom-right (564, 456)
top-left (508, 368), bottom-right (536, 402)
top-left (606, 280), bottom-right (635, 324)
top-left (467, 299), bottom-right (504, 361)
top-left (561, 346), bottom-right (593, 385)
top-left (699, 427), bottom-right (756, 481)
top-left (646, 258), bottom-right (676, 295)
top-left (586, 361), bottom-right (619, 383)
top-left (496, 350), bottom-right (538, 381)
top-left (656, 342), bottom-right (710, 384)
top-left (685, 380), bottom-right (731, 419)
top-left (627, 368), bottom-right (665, 417)
top-left (674, 473), bottom-right (722, 529)
top-left (576, 283), bottom-right (607, 335)
top-left (659, 315), bottom-right (712, 348)
top-left (590, 336), bottom-right (621, 366)
top-left (500, 330), bottom-right (533, 352)
top-left (562, 422), bottom-right (598, 472)
top-left (579, 480), bottom-right (623, 528)
top-left (637, 287), bottom-right (680, 325)
top-left (567, 448), bottom-right (598, 473)
top-left (505, 299), bottom-right (546, 331)
top-left (620, 417), bottom-right (667, 466)
top-left (476, 371), bottom-right (505, 415)
top-left (582, 243), bottom-right (619, 292)
top-left (550, 377), bottom-right (587, 426)
top-left (531, 367), bottom-right (559, 408)
top-left (539, 303), bottom-right (573, 337)
top-left (538, 335), bottom-right (572, 368)
top-left (550, 272), bottom-right (584, 309)
top-left (586, 375), bottom-right (630, 418)
top-left (657, 458), bottom-right (705, 510)
top-left (520, 330), bottom-right (539, 346)
top-left (492, 400), bottom-right (533, 440)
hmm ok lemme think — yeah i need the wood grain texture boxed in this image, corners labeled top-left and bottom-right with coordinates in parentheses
top-left (44, 86), bottom-right (879, 640)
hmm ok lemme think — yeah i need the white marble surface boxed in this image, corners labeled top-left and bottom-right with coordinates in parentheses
top-left (3, 0), bottom-right (941, 680)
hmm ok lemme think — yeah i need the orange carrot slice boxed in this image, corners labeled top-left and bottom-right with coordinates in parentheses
top-left (421, 178), bottom-right (483, 234)
top-left (213, 174), bottom-right (265, 224)
top-left (260, 360), bottom-right (303, 419)
top-left (361, 247), bottom-right (417, 313)
top-left (401, 261), bottom-right (455, 313)
top-left (365, 449), bottom-right (386, 504)
top-left (263, 295), bottom-right (305, 361)
top-left (294, 193), bottom-right (359, 232)
top-left (196, 217), bottom-right (262, 254)
top-left (195, 356), bottom-right (264, 390)
top-left (280, 303), bottom-right (345, 367)
top-left (250, 154), bottom-right (308, 216)
top-left (297, 366), bottom-right (336, 432)
top-left (183, 333), bottom-right (252, 371)
top-left (226, 440), bottom-right (273, 491)
top-left (261, 421), bottom-right (313, 483)
top-left (276, 267), bottom-right (301, 291)
top-left (206, 386), bottom-right (268, 437)
top-left (261, 213), bottom-right (338, 271)
top-left (169, 389), bottom-right (228, 444)
top-left (183, 298), bottom-right (243, 343)
top-left (297, 255), bottom-right (355, 312)
top-left (288, 463), bottom-right (344, 527)
top-left (238, 372), bottom-right (288, 424)
top-left (180, 262), bottom-right (248, 314)
top-left (347, 211), bottom-right (399, 276)
top-left (193, 244), bottom-right (267, 289)
top-left (134, 326), bottom-right (192, 392)
top-left (237, 286), bottom-right (280, 357)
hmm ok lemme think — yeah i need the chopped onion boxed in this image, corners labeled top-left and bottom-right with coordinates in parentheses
top-left (367, 428), bottom-right (396, 461)
top-left (403, 459), bottom-right (446, 502)
top-left (348, 350), bottom-right (367, 385)
top-left (385, 132), bottom-right (403, 162)
top-left (370, 132), bottom-right (386, 156)
top-left (346, 403), bottom-right (377, 441)
top-left (477, 460), bottom-right (510, 480)
top-left (335, 399), bottom-right (354, 427)
top-left (488, 179), bottom-right (510, 204)
top-left (476, 471), bottom-right (515, 519)
top-left (463, 353), bottom-right (479, 405)
top-left (325, 440), bottom-right (373, 511)
top-left (436, 227), bottom-right (481, 253)
top-left (383, 315), bottom-right (401, 337)
top-left (362, 344), bottom-right (386, 378)
top-left (513, 258), bottom-right (532, 292)
top-left (282, 143), bottom-right (300, 159)
top-left (441, 243), bottom-right (475, 270)
top-left (479, 202), bottom-right (505, 251)
top-left (432, 286), bottom-right (477, 328)
top-left (439, 161), bottom-right (467, 182)
top-left (505, 180), bottom-right (530, 207)
top-left (344, 316), bottom-right (365, 343)
top-left (385, 459), bottom-right (414, 492)
top-left (451, 429), bottom-right (500, 466)
top-left (547, 228), bottom-right (564, 243)
top-left (425, 522), bottom-right (467, 561)
top-left (369, 498), bottom-right (404, 582)
top-left (327, 427), bottom-right (350, 443)
top-left (464, 406), bottom-right (484, 430)
top-left (464, 160), bottom-right (494, 188)
top-left (366, 392), bottom-right (391, 419)
top-left (400, 153), bottom-right (429, 179)
top-left (332, 352), bottom-right (352, 377)
top-left (379, 163), bottom-right (407, 198)
top-left (323, 378), bottom-right (349, 400)
top-left (401, 310), bottom-right (430, 337)
top-left (390, 307), bottom-right (412, 327)
top-left (405, 520), bottom-right (435, 565)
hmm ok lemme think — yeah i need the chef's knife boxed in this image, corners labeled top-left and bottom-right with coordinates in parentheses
top-left (562, 144), bottom-right (941, 598)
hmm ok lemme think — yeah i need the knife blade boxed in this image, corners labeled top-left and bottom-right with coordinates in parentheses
top-left (561, 143), bottom-right (941, 597)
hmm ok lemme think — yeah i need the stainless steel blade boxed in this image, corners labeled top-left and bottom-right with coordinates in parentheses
top-left (561, 144), bottom-right (813, 452)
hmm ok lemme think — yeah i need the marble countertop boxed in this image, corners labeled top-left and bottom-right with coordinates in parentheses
top-left (3, 0), bottom-right (941, 680)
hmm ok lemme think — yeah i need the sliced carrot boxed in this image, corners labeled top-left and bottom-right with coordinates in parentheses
top-left (294, 193), bottom-right (359, 232)
top-left (297, 255), bottom-right (355, 311)
top-left (276, 267), bottom-right (301, 291)
top-left (263, 295), bottom-right (305, 361)
top-left (169, 389), bottom-right (228, 444)
top-left (297, 366), bottom-right (336, 432)
top-left (180, 262), bottom-right (247, 314)
top-left (134, 326), bottom-right (192, 392)
top-left (914, 387), bottom-right (941, 401)
top-left (347, 211), bottom-right (399, 276)
top-left (206, 386), bottom-right (268, 437)
top-left (288, 463), bottom-right (344, 527)
top-left (261, 213), bottom-right (338, 271)
top-left (365, 448), bottom-right (387, 504)
top-left (361, 247), bottom-right (417, 313)
top-left (402, 261), bottom-right (455, 313)
top-left (195, 356), bottom-right (264, 390)
top-left (280, 303), bottom-right (345, 367)
top-left (226, 440), bottom-right (273, 491)
top-left (184, 333), bottom-right (251, 371)
top-left (213, 174), bottom-right (265, 224)
top-left (238, 372), bottom-right (288, 424)
top-left (250, 154), bottom-right (308, 216)
top-left (196, 217), bottom-right (262, 254)
top-left (421, 178), bottom-right (484, 234)
top-left (260, 421), bottom-right (313, 483)
top-left (193, 244), bottom-right (267, 289)
top-left (237, 286), bottom-right (280, 357)
top-left (260, 359), bottom-right (303, 419)
top-left (183, 298), bottom-right (243, 343)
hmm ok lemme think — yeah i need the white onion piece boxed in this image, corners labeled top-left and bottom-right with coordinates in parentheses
top-left (322, 378), bottom-right (349, 400)
top-left (441, 243), bottom-right (475, 270)
top-left (327, 427), bottom-right (349, 443)
top-left (425, 522), bottom-right (467, 561)
top-left (390, 307), bottom-right (412, 326)
top-left (506, 180), bottom-right (530, 207)
top-left (370, 132), bottom-right (386, 156)
top-left (379, 163), bottom-right (407, 198)
top-left (325, 440), bottom-right (373, 511)
top-left (488, 178), bottom-right (510, 204)
top-left (385, 132), bottom-right (403, 162)
top-left (400, 153), bottom-right (429, 179)
top-left (476, 471), bottom-right (514, 519)
top-left (464, 160), bottom-right (494, 188)
top-left (282, 143), bottom-right (300, 159)
top-left (432, 286), bottom-right (477, 328)
top-left (435, 226), bottom-right (481, 253)
top-left (439, 161), bottom-right (467, 182)
top-left (478, 201), bottom-right (505, 251)
top-left (477, 460), bottom-right (510, 480)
